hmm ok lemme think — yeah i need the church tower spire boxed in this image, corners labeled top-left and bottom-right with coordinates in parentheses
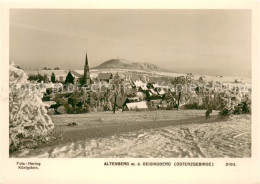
top-left (85, 52), bottom-right (88, 66)
top-left (83, 51), bottom-right (91, 85)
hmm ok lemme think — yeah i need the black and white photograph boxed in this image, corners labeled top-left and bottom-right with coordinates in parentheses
top-left (8, 9), bottom-right (252, 158)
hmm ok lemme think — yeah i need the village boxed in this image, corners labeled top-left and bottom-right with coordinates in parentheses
top-left (24, 52), bottom-right (188, 115)
top-left (9, 50), bottom-right (252, 157)
top-left (22, 52), bottom-right (251, 118)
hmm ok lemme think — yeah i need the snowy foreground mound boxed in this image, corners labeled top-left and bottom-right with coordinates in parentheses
top-left (9, 65), bottom-right (54, 151)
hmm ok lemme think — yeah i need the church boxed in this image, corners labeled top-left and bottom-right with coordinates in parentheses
top-left (65, 52), bottom-right (91, 85)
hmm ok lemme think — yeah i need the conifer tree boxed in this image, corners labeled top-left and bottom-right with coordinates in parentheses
top-left (51, 72), bottom-right (56, 83)
top-left (65, 71), bottom-right (74, 84)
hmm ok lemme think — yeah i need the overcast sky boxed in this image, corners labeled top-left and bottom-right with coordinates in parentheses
top-left (10, 9), bottom-right (251, 77)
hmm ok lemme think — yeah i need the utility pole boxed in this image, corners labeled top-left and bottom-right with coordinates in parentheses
top-left (177, 91), bottom-right (181, 110)
top-left (113, 93), bottom-right (117, 114)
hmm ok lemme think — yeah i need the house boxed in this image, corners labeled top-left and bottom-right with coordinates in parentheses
top-left (110, 96), bottom-right (132, 112)
top-left (133, 80), bottom-right (146, 88)
top-left (152, 83), bottom-right (160, 89)
top-left (158, 89), bottom-right (166, 95)
top-left (98, 73), bottom-right (113, 83)
top-left (114, 96), bottom-right (130, 109)
top-left (126, 101), bottom-right (148, 110)
top-left (138, 85), bottom-right (148, 92)
top-left (150, 89), bottom-right (158, 95)
top-left (128, 97), bottom-right (140, 102)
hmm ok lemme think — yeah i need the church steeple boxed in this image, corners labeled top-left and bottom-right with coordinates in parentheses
top-left (83, 51), bottom-right (91, 85)
top-left (85, 52), bottom-right (88, 66)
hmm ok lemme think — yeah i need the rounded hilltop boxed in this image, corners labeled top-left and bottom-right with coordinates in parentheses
top-left (94, 58), bottom-right (132, 69)
top-left (93, 58), bottom-right (173, 72)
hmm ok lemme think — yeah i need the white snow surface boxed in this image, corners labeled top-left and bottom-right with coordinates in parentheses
top-left (9, 65), bottom-right (54, 148)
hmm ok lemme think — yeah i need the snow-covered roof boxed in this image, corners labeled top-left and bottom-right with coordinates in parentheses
top-left (139, 85), bottom-right (148, 90)
top-left (134, 80), bottom-right (145, 87)
top-left (152, 84), bottom-right (160, 88)
top-left (70, 71), bottom-right (83, 78)
top-left (126, 101), bottom-right (148, 110)
top-left (150, 89), bottom-right (158, 95)
top-left (44, 101), bottom-right (56, 107)
top-left (128, 97), bottom-right (140, 102)
top-left (159, 90), bottom-right (165, 95)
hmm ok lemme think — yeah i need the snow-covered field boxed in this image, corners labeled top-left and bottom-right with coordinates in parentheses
top-left (11, 114), bottom-right (251, 158)
top-left (89, 69), bottom-right (251, 85)
top-left (24, 68), bottom-right (251, 85)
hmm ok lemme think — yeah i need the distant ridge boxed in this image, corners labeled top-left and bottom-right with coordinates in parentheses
top-left (93, 58), bottom-right (173, 72)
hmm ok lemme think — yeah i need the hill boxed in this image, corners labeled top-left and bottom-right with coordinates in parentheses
top-left (93, 58), bottom-right (173, 72)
